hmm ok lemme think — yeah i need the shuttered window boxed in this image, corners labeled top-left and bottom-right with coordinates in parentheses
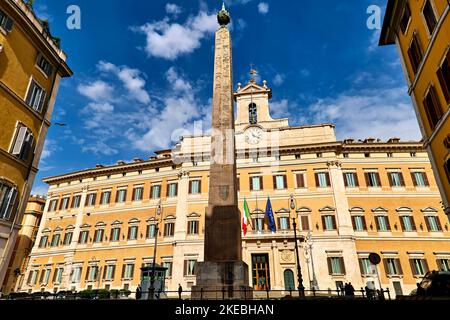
top-left (150, 185), bottom-right (161, 199)
top-left (11, 124), bottom-right (34, 161)
top-left (187, 220), bottom-right (199, 235)
top-left (437, 259), bottom-right (450, 271)
top-left (146, 224), bottom-right (156, 239)
top-left (315, 172), bottom-right (330, 188)
top-left (103, 265), bottom-right (116, 281)
top-left (110, 227), bottom-right (121, 241)
top-left (351, 216), bottom-right (367, 231)
top-left (72, 195), bottom-right (82, 208)
top-left (63, 232), bottom-right (73, 245)
top-left (422, 0), bottom-right (437, 35)
top-left (343, 172), bottom-right (358, 187)
top-left (410, 259), bottom-right (429, 276)
top-left (78, 231), bottom-right (89, 244)
top-left (250, 176), bottom-right (263, 191)
top-left (295, 173), bottom-right (305, 188)
top-left (189, 180), bottom-right (201, 194)
top-left (400, 215), bottom-right (416, 231)
top-left (25, 79), bottom-right (47, 112)
top-left (359, 258), bottom-right (373, 275)
top-left (184, 260), bottom-right (196, 276)
top-left (122, 264), bottom-right (135, 280)
top-left (100, 191), bottom-right (111, 205)
top-left (273, 175), bottom-right (287, 190)
top-left (51, 234), bottom-right (60, 247)
top-left (423, 86), bottom-right (443, 130)
top-left (86, 193), bottom-right (96, 206)
top-left (164, 222), bottom-right (175, 237)
top-left (425, 216), bottom-right (442, 232)
top-left (39, 235), bottom-right (48, 248)
top-left (383, 258), bottom-right (403, 276)
top-left (128, 226), bottom-right (138, 240)
top-left (36, 53), bottom-right (54, 77)
top-left (407, 34), bottom-right (423, 75)
top-left (388, 172), bottom-right (405, 187)
top-left (300, 215), bottom-right (310, 231)
top-left (322, 215), bottom-right (337, 230)
top-left (93, 229), bottom-right (104, 243)
top-left (327, 257), bottom-right (346, 275)
top-left (167, 183), bottom-right (178, 197)
top-left (364, 172), bottom-right (381, 187)
top-left (437, 51), bottom-right (450, 103)
top-left (0, 182), bottom-right (18, 220)
top-left (116, 189), bottom-right (127, 203)
top-left (399, 2), bottom-right (411, 34)
top-left (0, 9), bottom-right (14, 32)
top-left (375, 216), bottom-right (390, 231)
top-left (411, 171), bottom-right (429, 187)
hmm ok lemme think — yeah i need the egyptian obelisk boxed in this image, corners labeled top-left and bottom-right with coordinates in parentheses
top-left (192, 4), bottom-right (252, 299)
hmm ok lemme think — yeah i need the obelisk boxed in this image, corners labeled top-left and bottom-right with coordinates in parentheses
top-left (192, 4), bottom-right (252, 299)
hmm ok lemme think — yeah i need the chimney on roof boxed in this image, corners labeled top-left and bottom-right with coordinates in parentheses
top-left (387, 137), bottom-right (401, 143)
top-left (117, 160), bottom-right (126, 165)
top-left (133, 158), bottom-right (143, 163)
top-left (96, 164), bottom-right (104, 168)
top-left (364, 138), bottom-right (376, 143)
top-left (344, 139), bottom-right (355, 144)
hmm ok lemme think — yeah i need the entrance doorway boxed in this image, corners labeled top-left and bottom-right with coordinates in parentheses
top-left (284, 269), bottom-right (295, 291)
top-left (252, 254), bottom-right (270, 290)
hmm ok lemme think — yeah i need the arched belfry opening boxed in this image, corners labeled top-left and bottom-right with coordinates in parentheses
top-left (249, 103), bottom-right (258, 124)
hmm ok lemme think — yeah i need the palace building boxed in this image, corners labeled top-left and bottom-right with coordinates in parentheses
top-left (0, 0), bottom-right (72, 288)
top-left (17, 78), bottom-right (450, 298)
top-left (380, 0), bottom-right (450, 218)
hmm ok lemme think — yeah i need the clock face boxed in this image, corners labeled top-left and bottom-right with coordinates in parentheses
top-left (245, 127), bottom-right (264, 145)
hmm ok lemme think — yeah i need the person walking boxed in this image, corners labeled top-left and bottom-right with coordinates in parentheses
top-left (178, 284), bottom-right (183, 300)
top-left (348, 282), bottom-right (355, 298)
top-left (135, 284), bottom-right (142, 300)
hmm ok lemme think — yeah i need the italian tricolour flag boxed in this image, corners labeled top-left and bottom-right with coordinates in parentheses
top-left (242, 198), bottom-right (252, 236)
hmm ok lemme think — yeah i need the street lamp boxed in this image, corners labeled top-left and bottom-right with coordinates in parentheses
top-left (305, 231), bottom-right (318, 290)
top-left (149, 201), bottom-right (162, 300)
top-left (289, 195), bottom-right (305, 298)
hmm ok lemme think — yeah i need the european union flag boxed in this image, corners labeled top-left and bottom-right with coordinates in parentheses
top-left (265, 197), bottom-right (277, 233)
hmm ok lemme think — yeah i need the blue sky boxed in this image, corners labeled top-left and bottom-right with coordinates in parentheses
top-left (32, 0), bottom-right (421, 194)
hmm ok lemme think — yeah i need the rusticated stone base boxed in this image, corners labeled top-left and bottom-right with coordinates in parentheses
top-left (191, 261), bottom-right (253, 300)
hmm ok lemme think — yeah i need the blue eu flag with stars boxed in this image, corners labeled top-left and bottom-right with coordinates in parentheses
top-left (265, 197), bottom-right (277, 233)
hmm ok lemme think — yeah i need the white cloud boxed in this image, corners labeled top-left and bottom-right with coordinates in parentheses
top-left (77, 80), bottom-right (114, 102)
top-left (306, 87), bottom-right (421, 141)
top-left (82, 141), bottom-right (119, 156)
top-left (368, 29), bottom-right (381, 52)
top-left (136, 10), bottom-right (217, 60)
top-left (166, 3), bottom-right (182, 16)
top-left (273, 74), bottom-right (285, 86)
top-left (270, 99), bottom-right (290, 118)
top-left (41, 139), bottom-right (58, 160)
top-left (258, 2), bottom-right (269, 14)
top-left (31, 185), bottom-right (49, 197)
top-left (97, 61), bottom-right (150, 104)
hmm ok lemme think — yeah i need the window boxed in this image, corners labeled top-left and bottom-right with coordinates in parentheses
top-left (250, 176), bottom-right (263, 191)
top-left (39, 235), bottom-right (48, 248)
top-left (343, 172), bottom-right (359, 188)
top-left (122, 264), bottom-right (134, 280)
top-left (59, 197), bottom-right (69, 210)
top-left (300, 215), bottom-right (310, 231)
top-left (351, 216), bottom-right (367, 231)
top-left (327, 257), bottom-right (345, 275)
top-left (437, 51), bottom-right (450, 103)
top-left (110, 227), bottom-right (121, 241)
top-left (322, 215), bottom-right (337, 231)
top-left (277, 216), bottom-right (290, 231)
top-left (437, 259), bottom-right (450, 271)
top-left (71, 195), bottom-right (81, 209)
top-left (184, 260), bottom-right (196, 276)
top-left (387, 152), bottom-right (393, 158)
top-left (164, 222), bottom-right (175, 237)
top-left (249, 103), bottom-right (257, 124)
top-left (63, 232), bottom-right (73, 246)
top-left (189, 180), bottom-right (201, 194)
top-left (79, 230), bottom-right (89, 244)
top-left (86, 266), bottom-right (99, 282)
top-left (400, 215), bottom-right (416, 231)
top-left (365, 172), bottom-right (381, 187)
top-left (150, 185), bottom-right (161, 199)
top-left (116, 189), bottom-right (127, 203)
top-left (0, 182), bottom-right (18, 220)
top-left (187, 220), bottom-right (199, 235)
top-left (11, 124), bottom-right (34, 161)
top-left (408, 34), bottom-right (423, 74)
top-left (163, 262), bottom-right (173, 277)
top-left (273, 175), bottom-right (287, 190)
top-left (375, 216), bottom-right (391, 231)
top-left (167, 183), bottom-right (178, 197)
top-left (359, 258), bottom-right (373, 275)
top-left (25, 79), bottom-right (46, 112)
top-left (146, 224), bottom-right (156, 239)
top-left (0, 9), bottom-right (14, 32)
top-left (316, 153), bottom-right (323, 158)
top-left (86, 193), bottom-right (96, 207)
top-left (410, 152), bottom-right (417, 157)
top-left (422, 0), bottom-right (437, 35)
top-left (425, 216), bottom-right (442, 232)
top-left (103, 265), bottom-right (116, 281)
top-left (388, 172), bottom-right (405, 187)
top-left (295, 173), bottom-right (305, 188)
top-left (28, 270), bottom-right (39, 285)
top-left (384, 258), bottom-right (403, 276)
top-left (51, 234), bottom-right (60, 247)
top-left (131, 186), bottom-right (143, 201)
top-left (410, 259), bottom-right (429, 276)
top-left (423, 86), bottom-right (443, 130)
top-left (93, 229), bottom-right (104, 243)
top-left (411, 171), bottom-right (430, 187)
top-left (315, 172), bottom-right (330, 188)
top-left (36, 54), bottom-right (53, 77)
top-left (53, 268), bottom-right (64, 284)
top-left (252, 217), bottom-right (264, 232)
top-left (100, 191), bottom-right (111, 205)
top-left (71, 267), bottom-right (82, 283)
top-left (49, 199), bottom-right (58, 212)
top-left (400, 2), bottom-right (411, 34)
top-left (128, 226), bottom-right (138, 240)
top-left (40, 269), bottom-right (51, 285)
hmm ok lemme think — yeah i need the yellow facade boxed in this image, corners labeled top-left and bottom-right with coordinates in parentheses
top-left (0, 0), bottom-right (72, 289)
top-left (2, 195), bottom-right (44, 293)
top-left (380, 0), bottom-right (450, 218)
top-left (17, 79), bottom-right (450, 298)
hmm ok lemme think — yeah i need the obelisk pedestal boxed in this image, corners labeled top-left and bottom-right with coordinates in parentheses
top-left (191, 5), bottom-right (252, 300)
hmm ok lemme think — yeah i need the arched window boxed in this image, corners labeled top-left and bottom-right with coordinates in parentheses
top-left (249, 103), bottom-right (257, 124)
top-left (284, 269), bottom-right (295, 291)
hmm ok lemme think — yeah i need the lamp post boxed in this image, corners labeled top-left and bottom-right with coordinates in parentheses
top-left (149, 201), bottom-right (162, 300)
top-left (289, 195), bottom-right (305, 298)
top-left (305, 231), bottom-right (318, 290)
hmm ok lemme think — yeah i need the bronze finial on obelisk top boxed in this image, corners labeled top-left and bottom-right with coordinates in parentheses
top-left (191, 3), bottom-right (252, 299)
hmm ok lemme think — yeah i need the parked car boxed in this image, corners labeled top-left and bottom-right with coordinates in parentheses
top-left (412, 271), bottom-right (450, 297)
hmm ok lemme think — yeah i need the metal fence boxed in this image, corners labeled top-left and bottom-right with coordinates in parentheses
top-left (3, 287), bottom-right (391, 301)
